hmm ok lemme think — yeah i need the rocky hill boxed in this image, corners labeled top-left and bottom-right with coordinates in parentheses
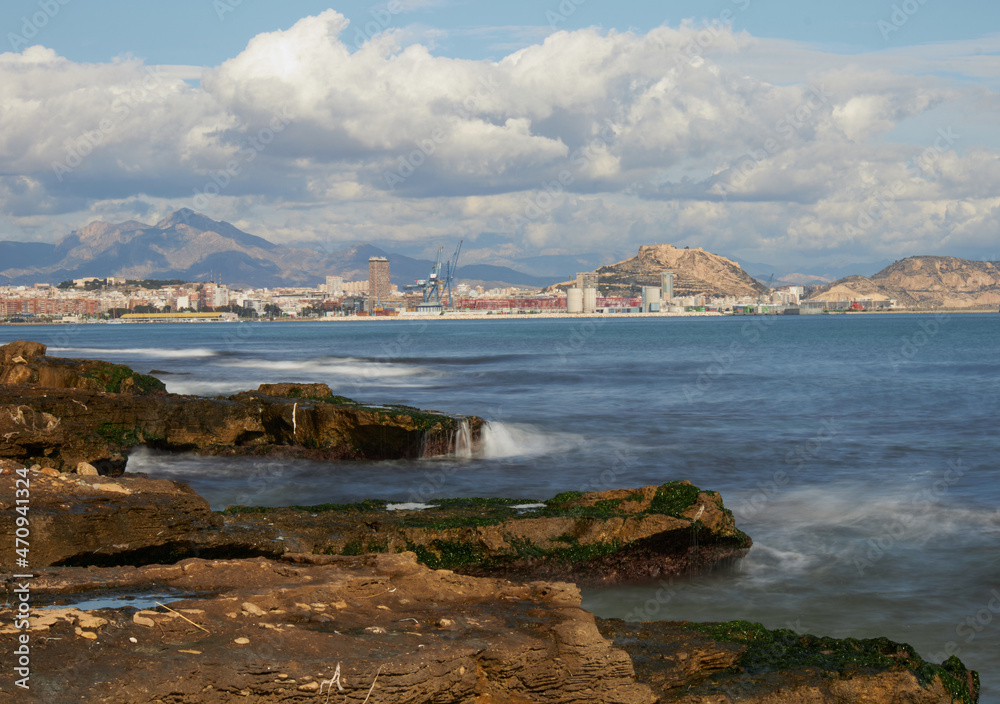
top-left (0, 210), bottom-right (555, 289)
top-left (552, 244), bottom-right (767, 298)
top-left (808, 256), bottom-right (1000, 308)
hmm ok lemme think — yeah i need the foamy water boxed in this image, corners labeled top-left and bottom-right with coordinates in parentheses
top-left (479, 421), bottom-right (583, 459)
top-left (49, 346), bottom-right (221, 358)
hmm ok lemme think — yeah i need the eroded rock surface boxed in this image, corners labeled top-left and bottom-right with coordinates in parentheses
top-left (0, 468), bottom-right (279, 568)
top-left (1, 470), bottom-right (748, 582)
top-left (224, 482), bottom-right (752, 586)
top-left (0, 554), bottom-right (977, 704)
top-left (0, 341), bottom-right (481, 472)
top-left (0, 553), bottom-right (656, 704)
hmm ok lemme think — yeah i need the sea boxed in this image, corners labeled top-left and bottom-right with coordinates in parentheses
top-left (5, 314), bottom-right (998, 701)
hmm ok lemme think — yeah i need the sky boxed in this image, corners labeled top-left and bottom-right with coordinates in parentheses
top-left (1, 0), bottom-right (999, 274)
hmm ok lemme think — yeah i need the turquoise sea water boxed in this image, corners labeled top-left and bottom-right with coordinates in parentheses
top-left (5, 314), bottom-right (998, 700)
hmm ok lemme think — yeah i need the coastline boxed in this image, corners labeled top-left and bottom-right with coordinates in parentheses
top-left (0, 307), bottom-right (993, 326)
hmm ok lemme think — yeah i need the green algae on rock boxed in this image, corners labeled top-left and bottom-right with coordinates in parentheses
top-left (680, 620), bottom-right (979, 704)
top-left (0, 341), bottom-right (482, 472)
top-left (598, 618), bottom-right (980, 703)
top-left (222, 481), bottom-right (752, 585)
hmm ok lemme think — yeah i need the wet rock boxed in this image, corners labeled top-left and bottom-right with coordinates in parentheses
top-left (0, 341), bottom-right (483, 471)
top-left (597, 619), bottom-right (980, 704)
top-left (0, 554), bottom-right (656, 704)
top-left (0, 340), bottom-right (47, 365)
top-left (0, 473), bottom-right (282, 568)
top-left (224, 481), bottom-right (751, 586)
top-left (0, 554), bottom-right (975, 704)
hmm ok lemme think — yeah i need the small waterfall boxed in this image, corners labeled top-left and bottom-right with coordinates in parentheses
top-left (453, 418), bottom-right (473, 459)
top-left (419, 417), bottom-right (474, 459)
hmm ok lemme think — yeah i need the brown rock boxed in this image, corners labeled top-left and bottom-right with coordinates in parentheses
top-left (0, 459), bottom-right (25, 474)
top-left (256, 383), bottom-right (334, 399)
top-left (0, 555), bottom-right (974, 704)
top-left (0, 343), bottom-right (483, 471)
top-left (227, 482), bottom-right (751, 586)
top-left (0, 340), bottom-right (46, 365)
top-left (76, 462), bottom-right (99, 476)
top-left (0, 473), bottom-right (281, 568)
top-left (2, 554), bottom-right (656, 704)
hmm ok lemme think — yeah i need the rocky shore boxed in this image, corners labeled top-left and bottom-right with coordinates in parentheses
top-left (0, 469), bottom-right (980, 703)
top-left (0, 341), bottom-right (481, 473)
top-left (0, 342), bottom-right (981, 703)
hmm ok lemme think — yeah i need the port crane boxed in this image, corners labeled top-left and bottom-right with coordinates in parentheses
top-left (408, 240), bottom-right (463, 308)
top-left (421, 247), bottom-right (445, 304)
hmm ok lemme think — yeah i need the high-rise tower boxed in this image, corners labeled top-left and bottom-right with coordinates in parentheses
top-left (368, 257), bottom-right (390, 301)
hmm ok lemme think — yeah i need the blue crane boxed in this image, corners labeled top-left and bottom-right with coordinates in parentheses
top-left (444, 239), bottom-right (463, 308)
top-left (423, 247), bottom-right (444, 304)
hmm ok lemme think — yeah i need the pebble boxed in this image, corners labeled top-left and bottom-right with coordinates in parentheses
top-left (297, 682), bottom-right (320, 692)
top-left (133, 615), bottom-right (155, 628)
top-left (76, 462), bottom-right (99, 476)
top-left (129, 637), bottom-right (138, 644)
top-left (242, 602), bottom-right (266, 616)
top-left (234, 638), bottom-right (250, 645)
top-left (75, 628), bottom-right (97, 640)
top-left (365, 626), bottom-right (387, 634)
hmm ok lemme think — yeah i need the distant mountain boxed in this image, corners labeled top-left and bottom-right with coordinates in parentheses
top-left (733, 257), bottom-right (891, 287)
top-left (807, 256), bottom-right (1000, 308)
top-left (550, 244), bottom-right (767, 298)
top-left (0, 210), bottom-right (560, 289)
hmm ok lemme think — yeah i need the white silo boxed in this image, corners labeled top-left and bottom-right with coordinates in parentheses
top-left (567, 287), bottom-right (584, 313)
top-left (642, 286), bottom-right (661, 313)
top-left (583, 287), bottom-right (597, 313)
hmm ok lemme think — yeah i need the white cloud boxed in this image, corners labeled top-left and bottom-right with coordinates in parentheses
top-left (0, 13), bottom-right (998, 270)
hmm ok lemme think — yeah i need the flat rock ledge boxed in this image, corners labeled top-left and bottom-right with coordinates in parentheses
top-left (0, 340), bottom-right (481, 472)
top-left (0, 470), bottom-right (749, 583)
top-left (0, 553), bottom-right (978, 704)
top-left (222, 481), bottom-right (753, 586)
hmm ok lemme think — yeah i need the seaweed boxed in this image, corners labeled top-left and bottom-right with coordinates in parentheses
top-left (683, 621), bottom-right (978, 704)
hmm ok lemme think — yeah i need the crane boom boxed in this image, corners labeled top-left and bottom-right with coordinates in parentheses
top-left (423, 247), bottom-right (444, 303)
top-left (445, 239), bottom-right (463, 307)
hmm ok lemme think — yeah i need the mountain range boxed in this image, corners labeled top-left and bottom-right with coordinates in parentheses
top-left (0, 210), bottom-right (559, 290)
top-left (2, 212), bottom-right (998, 307)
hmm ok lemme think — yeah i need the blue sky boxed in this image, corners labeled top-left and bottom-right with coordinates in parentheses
top-left (4, 0), bottom-right (993, 66)
top-left (1, 2), bottom-right (999, 275)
